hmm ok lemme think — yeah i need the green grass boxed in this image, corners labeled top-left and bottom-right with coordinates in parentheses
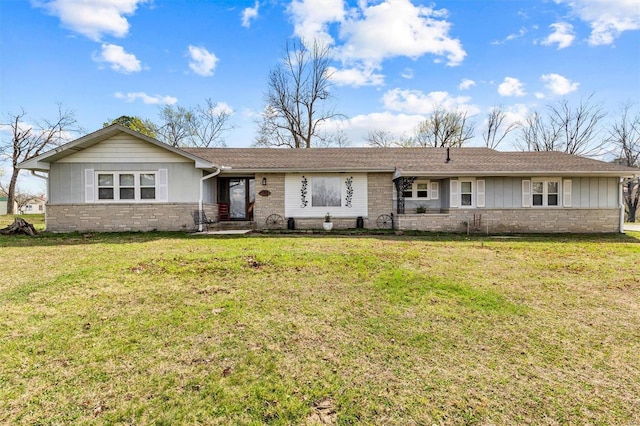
top-left (1, 229), bottom-right (639, 425)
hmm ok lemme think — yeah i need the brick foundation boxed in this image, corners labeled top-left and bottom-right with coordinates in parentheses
top-left (45, 203), bottom-right (217, 232)
top-left (396, 208), bottom-right (621, 233)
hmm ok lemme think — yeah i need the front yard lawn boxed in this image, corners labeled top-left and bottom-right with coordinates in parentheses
top-left (1, 231), bottom-right (639, 424)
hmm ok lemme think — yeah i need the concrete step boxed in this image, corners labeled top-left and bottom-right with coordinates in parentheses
top-left (213, 221), bottom-right (255, 231)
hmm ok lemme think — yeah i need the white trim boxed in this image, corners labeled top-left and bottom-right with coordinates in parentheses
top-left (430, 181), bottom-right (439, 200)
top-left (84, 169), bottom-right (95, 203)
top-left (94, 171), bottom-right (161, 203)
top-left (450, 180), bottom-right (459, 208)
top-left (563, 179), bottom-right (572, 207)
top-left (531, 177), bottom-right (561, 207)
top-left (522, 180), bottom-right (531, 208)
top-left (476, 179), bottom-right (485, 208)
top-left (157, 169), bottom-right (169, 202)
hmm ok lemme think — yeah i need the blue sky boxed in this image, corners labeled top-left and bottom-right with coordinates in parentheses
top-left (1, 0), bottom-right (639, 192)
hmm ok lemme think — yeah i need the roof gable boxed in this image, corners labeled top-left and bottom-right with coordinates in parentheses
top-left (18, 124), bottom-right (214, 171)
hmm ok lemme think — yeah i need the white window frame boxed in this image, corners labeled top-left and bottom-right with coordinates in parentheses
top-left (95, 171), bottom-right (159, 203)
top-left (459, 178), bottom-right (475, 208)
top-left (402, 180), bottom-right (438, 200)
top-left (530, 178), bottom-right (561, 208)
top-left (310, 176), bottom-right (343, 207)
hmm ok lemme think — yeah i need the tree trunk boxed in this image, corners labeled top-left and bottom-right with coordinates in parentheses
top-left (6, 168), bottom-right (19, 215)
top-left (0, 217), bottom-right (38, 236)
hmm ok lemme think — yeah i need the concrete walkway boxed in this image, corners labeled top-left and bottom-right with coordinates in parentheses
top-left (624, 223), bottom-right (640, 232)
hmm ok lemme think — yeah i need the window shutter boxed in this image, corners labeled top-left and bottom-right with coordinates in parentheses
top-left (563, 179), bottom-right (572, 207)
top-left (157, 169), bottom-right (168, 202)
top-left (476, 179), bottom-right (485, 208)
top-left (450, 180), bottom-right (459, 208)
top-left (85, 169), bottom-right (94, 202)
top-left (430, 181), bottom-right (439, 200)
top-left (522, 180), bottom-right (531, 208)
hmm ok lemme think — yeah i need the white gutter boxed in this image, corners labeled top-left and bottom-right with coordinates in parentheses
top-left (198, 165), bottom-right (229, 231)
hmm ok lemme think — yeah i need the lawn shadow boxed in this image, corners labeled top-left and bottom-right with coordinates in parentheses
top-left (1, 228), bottom-right (638, 248)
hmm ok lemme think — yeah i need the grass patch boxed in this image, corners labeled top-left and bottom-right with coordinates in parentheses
top-left (1, 232), bottom-right (639, 424)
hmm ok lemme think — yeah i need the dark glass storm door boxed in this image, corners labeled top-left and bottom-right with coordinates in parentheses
top-left (220, 178), bottom-right (255, 220)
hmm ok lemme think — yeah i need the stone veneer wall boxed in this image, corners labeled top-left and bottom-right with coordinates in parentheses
top-left (46, 203), bottom-right (217, 233)
top-left (366, 172), bottom-right (395, 229)
top-left (253, 173), bottom-right (286, 230)
top-left (396, 208), bottom-right (621, 233)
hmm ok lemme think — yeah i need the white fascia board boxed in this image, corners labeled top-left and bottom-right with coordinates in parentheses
top-left (396, 170), bottom-right (637, 178)
top-left (221, 167), bottom-right (395, 174)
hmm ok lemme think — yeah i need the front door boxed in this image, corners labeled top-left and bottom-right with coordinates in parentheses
top-left (220, 178), bottom-right (255, 220)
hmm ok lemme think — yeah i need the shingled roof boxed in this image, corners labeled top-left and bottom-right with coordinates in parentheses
top-left (183, 147), bottom-right (638, 177)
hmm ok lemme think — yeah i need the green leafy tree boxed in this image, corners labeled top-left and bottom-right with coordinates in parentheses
top-left (104, 115), bottom-right (157, 138)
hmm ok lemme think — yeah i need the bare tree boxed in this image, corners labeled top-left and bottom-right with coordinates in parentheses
top-left (413, 107), bottom-right (475, 147)
top-left (156, 99), bottom-right (232, 147)
top-left (1, 105), bottom-right (80, 214)
top-left (608, 103), bottom-right (640, 221)
top-left (517, 95), bottom-right (605, 156)
top-left (366, 130), bottom-right (397, 147)
top-left (314, 128), bottom-right (351, 147)
top-left (482, 106), bottom-right (519, 149)
top-left (14, 189), bottom-right (42, 214)
top-left (255, 39), bottom-right (344, 148)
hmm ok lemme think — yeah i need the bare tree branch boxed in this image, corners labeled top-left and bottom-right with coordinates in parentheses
top-left (608, 103), bottom-right (640, 221)
top-left (255, 39), bottom-right (345, 148)
top-left (1, 105), bottom-right (80, 214)
top-left (482, 106), bottom-right (519, 149)
top-left (516, 95), bottom-right (605, 156)
top-left (413, 107), bottom-right (475, 147)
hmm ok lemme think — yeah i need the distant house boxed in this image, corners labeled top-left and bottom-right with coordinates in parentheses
top-left (19, 195), bottom-right (46, 214)
top-left (18, 124), bottom-right (639, 233)
top-left (0, 196), bottom-right (7, 216)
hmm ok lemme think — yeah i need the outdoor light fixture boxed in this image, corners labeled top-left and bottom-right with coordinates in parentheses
top-left (262, 177), bottom-right (267, 186)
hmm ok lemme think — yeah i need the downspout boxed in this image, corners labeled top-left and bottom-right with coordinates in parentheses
top-left (198, 164), bottom-right (226, 232)
top-left (30, 170), bottom-right (49, 200)
top-left (620, 175), bottom-right (638, 234)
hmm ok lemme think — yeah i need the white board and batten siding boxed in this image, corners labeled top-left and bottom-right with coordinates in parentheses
top-left (285, 173), bottom-right (368, 218)
top-left (57, 134), bottom-right (191, 163)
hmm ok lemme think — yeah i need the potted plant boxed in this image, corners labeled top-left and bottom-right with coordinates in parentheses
top-left (323, 212), bottom-right (333, 231)
top-left (416, 204), bottom-right (427, 214)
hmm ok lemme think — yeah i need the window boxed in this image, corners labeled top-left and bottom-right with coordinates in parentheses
top-left (450, 179), bottom-right (481, 208)
top-left (312, 177), bottom-right (341, 207)
top-left (97, 172), bottom-right (157, 202)
top-left (532, 179), bottom-right (560, 207)
top-left (402, 180), bottom-right (436, 199)
top-left (460, 181), bottom-right (473, 206)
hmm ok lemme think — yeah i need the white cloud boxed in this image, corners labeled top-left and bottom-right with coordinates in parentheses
top-left (555, 0), bottom-right (640, 45)
top-left (335, 0), bottom-right (466, 66)
top-left (459, 78), bottom-right (476, 90)
top-left (540, 73), bottom-right (579, 95)
top-left (288, 0), bottom-right (345, 47)
top-left (382, 88), bottom-right (479, 115)
top-left (542, 22), bottom-right (575, 49)
top-left (115, 92), bottom-right (178, 105)
top-left (327, 65), bottom-right (384, 87)
top-left (491, 27), bottom-right (527, 45)
top-left (286, 0), bottom-right (466, 90)
top-left (498, 77), bottom-right (526, 97)
top-left (241, 1), bottom-right (259, 28)
top-left (325, 112), bottom-right (425, 145)
top-left (187, 45), bottom-right (218, 76)
top-left (35, 0), bottom-right (148, 41)
top-left (210, 102), bottom-right (234, 115)
top-left (401, 68), bottom-right (414, 79)
top-left (93, 43), bottom-right (142, 73)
